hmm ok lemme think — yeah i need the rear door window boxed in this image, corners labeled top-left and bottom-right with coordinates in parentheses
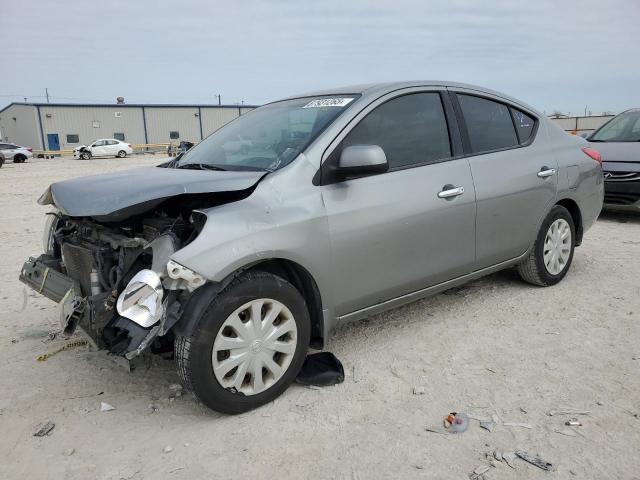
top-left (457, 94), bottom-right (518, 153)
top-left (511, 108), bottom-right (536, 143)
top-left (342, 92), bottom-right (452, 169)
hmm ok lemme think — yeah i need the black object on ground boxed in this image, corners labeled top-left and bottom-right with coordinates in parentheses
top-left (296, 352), bottom-right (345, 386)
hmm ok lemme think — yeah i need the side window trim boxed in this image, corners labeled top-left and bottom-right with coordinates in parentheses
top-left (448, 90), bottom-right (539, 157)
top-left (317, 89), bottom-right (460, 185)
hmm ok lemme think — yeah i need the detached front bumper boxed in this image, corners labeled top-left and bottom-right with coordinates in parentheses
top-left (19, 255), bottom-right (159, 358)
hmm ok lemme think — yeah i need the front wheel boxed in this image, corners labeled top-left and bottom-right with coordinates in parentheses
top-left (80, 152), bottom-right (91, 160)
top-left (117, 150), bottom-right (127, 158)
top-left (518, 205), bottom-right (575, 286)
top-left (175, 271), bottom-right (310, 414)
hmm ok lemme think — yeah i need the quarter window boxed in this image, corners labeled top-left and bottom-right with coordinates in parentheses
top-left (457, 94), bottom-right (518, 153)
top-left (66, 134), bottom-right (80, 143)
top-left (511, 108), bottom-right (535, 143)
top-left (342, 93), bottom-right (451, 169)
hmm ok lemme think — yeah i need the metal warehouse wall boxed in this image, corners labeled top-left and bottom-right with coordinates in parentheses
top-left (0, 105), bottom-right (41, 148)
top-left (39, 105), bottom-right (146, 150)
top-left (549, 115), bottom-right (614, 135)
top-left (144, 107), bottom-right (201, 144)
top-left (200, 107), bottom-right (241, 137)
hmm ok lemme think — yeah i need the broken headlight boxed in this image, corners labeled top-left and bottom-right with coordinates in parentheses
top-left (116, 270), bottom-right (164, 327)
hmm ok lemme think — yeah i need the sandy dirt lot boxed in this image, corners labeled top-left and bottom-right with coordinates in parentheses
top-left (0, 156), bottom-right (639, 480)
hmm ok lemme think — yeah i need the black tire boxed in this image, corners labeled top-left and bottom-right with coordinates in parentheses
top-left (117, 150), bottom-right (126, 158)
top-left (81, 152), bottom-right (91, 160)
top-left (175, 271), bottom-right (310, 414)
top-left (0, 156), bottom-right (4, 168)
top-left (13, 154), bottom-right (26, 163)
top-left (518, 205), bottom-right (575, 286)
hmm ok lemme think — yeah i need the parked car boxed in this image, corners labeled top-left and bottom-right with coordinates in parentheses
top-left (73, 139), bottom-right (133, 160)
top-left (19, 82), bottom-right (603, 414)
top-left (587, 108), bottom-right (640, 211)
top-left (0, 143), bottom-right (33, 167)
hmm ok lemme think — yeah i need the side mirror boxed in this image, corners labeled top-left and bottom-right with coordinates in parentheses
top-left (337, 145), bottom-right (388, 176)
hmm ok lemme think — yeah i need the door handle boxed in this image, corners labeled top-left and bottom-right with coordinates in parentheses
top-left (438, 186), bottom-right (465, 199)
top-left (537, 167), bottom-right (556, 178)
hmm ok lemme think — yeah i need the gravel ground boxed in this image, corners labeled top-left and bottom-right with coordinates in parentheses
top-left (0, 156), bottom-right (639, 480)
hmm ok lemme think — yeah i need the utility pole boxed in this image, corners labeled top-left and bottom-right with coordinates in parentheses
top-left (45, 88), bottom-right (50, 103)
top-left (214, 94), bottom-right (221, 105)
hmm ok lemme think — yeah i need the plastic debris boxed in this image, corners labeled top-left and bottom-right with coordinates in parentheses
top-left (565, 418), bottom-right (582, 426)
top-left (63, 448), bottom-right (75, 456)
top-left (37, 339), bottom-right (88, 362)
top-left (502, 452), bottom-right (517, 469)
top-left (100, 402), bottom-right (116, 412)
top-left (444, 412), bottom-right (469, 433)
top-left (33, 420), bottom-right (55, 437)
top-left (515, 450), bottom-right (553, 471)
top-left (413, 386), bottom-right (426, 395)
top-left (163, 445), bottom-right (173, 453)
top-left (480, 420), bottom-right (495, 432)
top-left (295, 352), bottom-right (344, 386)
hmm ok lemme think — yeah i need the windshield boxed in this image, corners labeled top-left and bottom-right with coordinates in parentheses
top-left (590, 109), bottom-right (640, 142)
top-left (174, 96), bottom-right (358, 171)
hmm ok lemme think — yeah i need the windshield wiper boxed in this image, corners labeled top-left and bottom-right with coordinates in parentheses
top-left (176, 163), bottom-right (227, 171)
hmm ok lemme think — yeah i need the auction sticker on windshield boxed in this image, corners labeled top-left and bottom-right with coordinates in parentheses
top-left (303, 98), bottom-right (354, 108)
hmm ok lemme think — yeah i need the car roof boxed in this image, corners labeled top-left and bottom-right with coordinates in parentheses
top-left (275, 80), bottom-right (541, 115)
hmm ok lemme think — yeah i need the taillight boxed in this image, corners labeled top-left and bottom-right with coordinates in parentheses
top-left (127, 144), bottom-right (132, 148)
top-left (582, 147), bottom-right (602, 166)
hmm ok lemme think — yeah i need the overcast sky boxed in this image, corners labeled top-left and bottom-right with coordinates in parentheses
top-left (2, 0), bottom-right (639, 115)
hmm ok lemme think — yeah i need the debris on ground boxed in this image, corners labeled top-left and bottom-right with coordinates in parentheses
top-left (444, 412), bottom-right (469, 433)
top-left (515, 450), bottom-right (553, 471)
top-left (413, 386), bottom-right (425, 395)
top-left (37, 339), bottom-right (88, 362)
top-left (33, 420), bottom-right (55, 437)
top-left (503, 422), bottom-right (533, 429)
top-left (63, 448), bottom-right (75, 456)
top-left (547, 407), bottom-right (589, 416)
top-left (502, 451), bottom-right (517, 469)
top-left (479, 420), bottom-right (495, 432)
top-left (469, 464), bottom-right (491, 479)
top-left (295, 352), bottom-right (344, 386)
top-left (163, 445), bottom-right (173, 453)
top-left (100, 402), bottom-right (116, 412)
top-left (565, 418), bottom-right (582, 426)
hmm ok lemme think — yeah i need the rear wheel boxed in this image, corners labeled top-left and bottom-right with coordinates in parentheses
top-left (175, 271), bottom-right (310, 414)
top-left (117, 150), bottom-right (126, 158)
top-left (13, 154), bottom-right (26, 163)
top-left (0, 156), bottom-right (4, 168)
top-left (518, 205), bottom-right (575, 286)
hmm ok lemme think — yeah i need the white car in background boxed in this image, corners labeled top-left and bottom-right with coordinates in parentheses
top-left (0, 143), bottom-right (33, 167)
top-left (74, 139), bottom-right (133, 160)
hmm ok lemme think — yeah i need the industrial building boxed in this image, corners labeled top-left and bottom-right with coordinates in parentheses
top-left (0, 102), bottom-right (256, 151)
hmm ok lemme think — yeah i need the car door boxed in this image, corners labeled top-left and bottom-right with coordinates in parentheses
top-left (91, 140), bottom-right (106, 156)
top-left (450, 90), bottom-right (557, 268)
top-left (320, 91), bottom-right (477, 316)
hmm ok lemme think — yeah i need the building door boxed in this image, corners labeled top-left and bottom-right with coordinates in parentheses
top-left (47, 134), bottom-right (60, 151)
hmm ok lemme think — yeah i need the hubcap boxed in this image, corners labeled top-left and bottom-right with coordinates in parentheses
top-left (543, 218), bottom-right (571, 275)
top-left (212, 298), bottom-right (297, 396)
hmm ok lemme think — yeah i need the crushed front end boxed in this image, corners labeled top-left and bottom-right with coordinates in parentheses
top-left (20, 209), bottom-right (207, 360)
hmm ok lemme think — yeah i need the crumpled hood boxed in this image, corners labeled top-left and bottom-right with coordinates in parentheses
top-left (39, 166), bottom-right (266, 218)
top-left (589, 142), bottom-right (640, 163)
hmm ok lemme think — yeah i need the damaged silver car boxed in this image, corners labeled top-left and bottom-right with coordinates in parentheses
top-left (20, 82), bottom-right (603, 414)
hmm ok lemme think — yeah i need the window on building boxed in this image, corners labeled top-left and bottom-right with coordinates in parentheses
top-left (66, 134), bottom-right (80, 143)
top-left (341, 93), bottom-right (451, 169)
top-left (114, 133), bottom-right (125, 141)
top-left (511, 109), bottom-right (536, 144)
top-left (457, 94), bottom-right (519, 153)
top-left (170, 131), bottom-right (180, 140)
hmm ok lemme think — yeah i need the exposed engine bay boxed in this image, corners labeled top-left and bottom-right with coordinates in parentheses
top-left (19, 167), bottom-right (264, 361)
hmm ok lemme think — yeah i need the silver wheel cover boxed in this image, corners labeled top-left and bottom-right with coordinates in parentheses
top-left (543, 218), bottom-right (571, 275)
top-left (212, 298), bottom-right (297, 396)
